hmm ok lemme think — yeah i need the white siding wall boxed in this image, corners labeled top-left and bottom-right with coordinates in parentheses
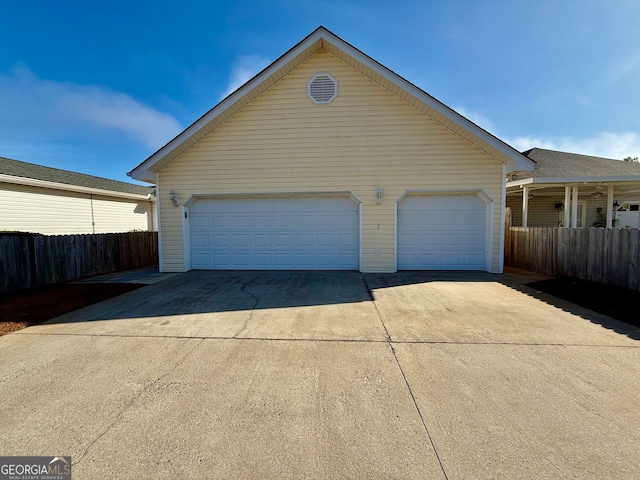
top-left (158, 50), bottom-right (505, 273)
top-left (0, 182), bottom-right (156, 234)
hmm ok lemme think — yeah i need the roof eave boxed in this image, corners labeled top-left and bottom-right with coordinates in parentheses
top-left (507, 175), bottom-right (640, 189)
top-left (0, 173), bottom-right (155, 201)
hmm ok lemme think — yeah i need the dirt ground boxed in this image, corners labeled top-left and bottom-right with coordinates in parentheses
top-left (527, 277), bottom-right (640, 328)
top-left (0, 283), bottom-right (144, 336)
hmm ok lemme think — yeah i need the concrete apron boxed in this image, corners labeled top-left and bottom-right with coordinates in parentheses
top-left (1, 270), bottom-right (639, 479)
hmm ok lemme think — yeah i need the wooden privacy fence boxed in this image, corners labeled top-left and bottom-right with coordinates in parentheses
top-left (0, 231), bottom-right (158, 293)
top-left (505, 227), bottom-right (640, 291)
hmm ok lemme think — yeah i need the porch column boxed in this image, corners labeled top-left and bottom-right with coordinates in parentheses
top-left (571, 186), bottom-right (579, 227)
top-left (606, 185), bottom-right (614, 228)
top-left (564, 186), bottom-right (571, 227)
top-left (522, 186), bottom-right (529, 227)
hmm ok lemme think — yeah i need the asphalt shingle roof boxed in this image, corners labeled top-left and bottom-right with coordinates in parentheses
top-left (0, 156), bottom-right (154, 196)
top-left (513, 148), bottom-right (640, 180)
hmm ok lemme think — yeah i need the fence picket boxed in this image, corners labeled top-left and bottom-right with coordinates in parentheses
top-left (504, 226), bottom-right (640, 291)
top-left (0, 232), bottom-right (158, 293)
top-left (628, 229), bottom-right (639, 290)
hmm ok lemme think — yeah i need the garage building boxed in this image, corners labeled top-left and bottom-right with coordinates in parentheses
top-left (129, 27), bottom-right (533, 273)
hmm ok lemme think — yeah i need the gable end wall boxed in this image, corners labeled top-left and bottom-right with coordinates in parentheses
top-left (158, 50), bottom-right (505, 272)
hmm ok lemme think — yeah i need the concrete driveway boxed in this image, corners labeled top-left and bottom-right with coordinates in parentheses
top-left (1, 271), bottom-right (639, 479)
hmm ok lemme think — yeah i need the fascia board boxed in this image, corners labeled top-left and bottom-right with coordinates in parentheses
top-left (0, 174), bottom-right (155, 201)
top-left (507, 176), bottom-right (640, 188)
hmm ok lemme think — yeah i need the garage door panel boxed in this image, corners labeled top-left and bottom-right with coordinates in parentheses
top-left (465, 255), bottom-right (484, 267)
top-left (442, 234), bottom-right (462, 246)
top-left (442, 215), bottom-right (463, 226)
top-left (316, 234), bottom-right (335, 247)
top-left (295, 215), bottom-right (314, 227)
top-left (317, 253), bottom-right (337, 266)
top-left (190, 215), bottom-right (210, 229)
top-left (273, 234), bottom-right (292, 247)
top-left (464, 213), bottom-right (485, 226)
top-left (191, 234), bottom-right (210, 248)
top-left (210, 235), bottom-right (228, 247)
top-left (252, 234), bottom-right (271, 248)
top-left (295, 234), bottom-right (314, 247)
top-left (190, 197), bottom-right (358, 270)
top-left (233, 254), bottom-right (251, 267)
top-left (441, 254), bottom-right (463, 267)
top-left (253, 253), bottom-right (272, 267)
top-left (398, 194), bottom-right (486, 271)
top-left (337, 233), bottom-right (357, 246)
top-left (253, 216), bottom-right (271, 227)
top-left (232, 235), bottom-right (250, 247)
top-left (466, 234), bottom-right (485, 246)
top-left (210, 215), bottom-right (230, 228)
top-left (294, 253), bottom-right (314, 267)
top-left (274, 216), bottom-right (292, 227)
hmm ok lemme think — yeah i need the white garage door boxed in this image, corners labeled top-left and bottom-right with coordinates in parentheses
top-left (397, 194), bottom-right (486, 270)
top-left (189, 196), bottom-right (358, 270)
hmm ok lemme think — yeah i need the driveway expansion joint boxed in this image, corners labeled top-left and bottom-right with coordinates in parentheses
top-left (71, 337), bottom-right (204, 467)
top-left (360, 273), bottom-right (450, 480)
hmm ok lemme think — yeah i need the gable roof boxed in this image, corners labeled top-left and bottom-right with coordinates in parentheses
top-left (509, 148), bottom-right (640, 184)
top-left (0, 156), bottom-right (155, 199)
top-left (129, 26), bottom-right (534, 182)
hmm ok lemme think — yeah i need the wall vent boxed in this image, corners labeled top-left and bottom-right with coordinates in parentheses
top-left (307, 73), bottom-right (338, 104)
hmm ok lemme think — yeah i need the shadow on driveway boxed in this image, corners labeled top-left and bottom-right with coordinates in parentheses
top-left (36, 270), bottom-right (639, 341)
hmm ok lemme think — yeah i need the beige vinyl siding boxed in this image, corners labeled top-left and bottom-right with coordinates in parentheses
top-left (507, 194), bottom-right (608, 228)
top-left (158, 49), bottom-right (504, 273)
top-left (92, 195), bottom-right (155, 233)
top-left (585, 196), bottom-right (607, 227)
top-left (0, 182), bottom-right (156, 234)
top-left (507, 195), bottom-right (562, 227)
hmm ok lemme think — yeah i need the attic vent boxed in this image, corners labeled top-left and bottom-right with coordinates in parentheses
top-left (307, 73), bottom-right (338, 104)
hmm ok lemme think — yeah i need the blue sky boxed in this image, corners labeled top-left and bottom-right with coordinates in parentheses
top-left (1, 0), bottom-right (639, 184)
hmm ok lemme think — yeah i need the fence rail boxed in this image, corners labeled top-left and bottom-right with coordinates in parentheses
top-left (0, 232), bottom-right (158, 293)
top-left (505, 227), bottom-right (640, 291)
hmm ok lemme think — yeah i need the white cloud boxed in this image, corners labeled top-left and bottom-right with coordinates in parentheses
top-left (0, 65), bottom-right (182, 150)
top-left (221, 55), bottom-right (271, 99)
top-left (455, 105), bottom-right (640, 160)
top-left (454, 106), bottom-right (497, 135)
top-left (506, 132), bottom-right (640, 160)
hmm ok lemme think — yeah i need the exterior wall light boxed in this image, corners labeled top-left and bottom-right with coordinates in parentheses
top-left (376, 187), bottom-right (384, 205)
top-left (169, 190), bottom-right (179, 207)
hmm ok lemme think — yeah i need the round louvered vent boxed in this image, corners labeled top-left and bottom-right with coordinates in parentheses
top-left (307, 73), bottom-right (338, 104)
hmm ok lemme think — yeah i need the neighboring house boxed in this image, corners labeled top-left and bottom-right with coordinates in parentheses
top-left (0, 156), bottom-right (157, 235)
top-left (129, 26), bottom-right (533, 273)
top-left (507, 148), bottom-right (640, 229)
